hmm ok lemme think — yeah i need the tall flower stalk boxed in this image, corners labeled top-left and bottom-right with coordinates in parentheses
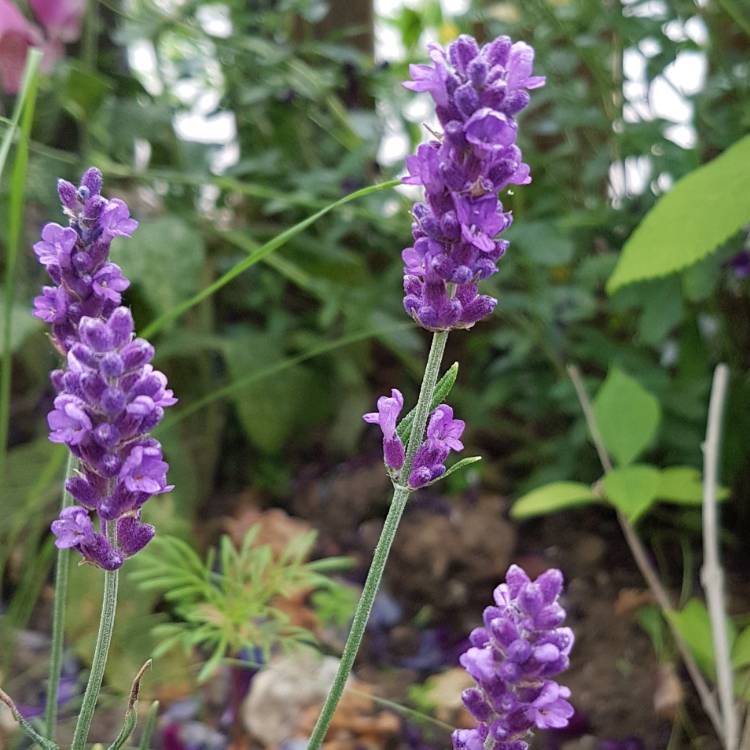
top-left (306, 34), bottom-right (545, 749)
top-left (25, 168), bottom-right (175, 748)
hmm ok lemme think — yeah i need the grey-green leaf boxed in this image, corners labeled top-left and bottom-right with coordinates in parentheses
top-left (608, 134), bottom-right (750, 293)
top-left (593, 367), bottom-right (661, 466)
top-left (511, 481), bottom-right (598, 519)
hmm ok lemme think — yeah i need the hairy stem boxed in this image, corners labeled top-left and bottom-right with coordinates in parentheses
top-left (70, 524), bottom-right (120, 750)
top-left (567, 364), bottom-right (725, 742)
top-left (701, 364), bottom-right (736, 750)
top-left (306, 330), bottom-right (449, 749)
top-left (43, 454), bottom-right (76, 739)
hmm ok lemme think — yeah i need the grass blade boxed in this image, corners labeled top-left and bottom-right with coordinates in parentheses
top-left (156, 322), bottom-right (412, 432)
top-left (0, 49), bottom-right (42, 486)
top-left (0, 50), bottom-right (42, 186)
top-left (141, 178), bottom-right (400, 338)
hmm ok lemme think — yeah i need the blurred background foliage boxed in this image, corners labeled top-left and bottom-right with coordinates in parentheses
top-left (1, 0), bottom-right (750, 735)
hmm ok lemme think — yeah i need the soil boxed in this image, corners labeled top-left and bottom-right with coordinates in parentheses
top-left (1, 456), bottom-right (728, 750)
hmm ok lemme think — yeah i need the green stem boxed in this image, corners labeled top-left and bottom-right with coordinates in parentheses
top-left (43, 454), bottom-right (76, 739)
top-left (70, 525), bottom-right (120, 750)
top-left (306, 330), bottom-right (449, 750)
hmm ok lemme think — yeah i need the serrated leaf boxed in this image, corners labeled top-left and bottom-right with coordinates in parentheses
top-left (511, 481), bottom-right (598, 519)
top-left (396, 362), bottom-right (459, 443)
top-left (657, 466), bottom-right (730, 505)
top-left (602, 464), bottom-right (661, 521)
top-left (111, 216), bottom-right (206, 318)
top-left (593, 368), bottom-right (661, 466)
top-left (608, 134), bottom-right (750, 292)
top-left (222, 329), bottom-right (321, 453)
top-left (667, 599), bottom-right (736, 679)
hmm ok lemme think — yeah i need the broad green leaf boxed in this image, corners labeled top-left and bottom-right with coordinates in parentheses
top-left (602, 464), bottom-right (660, 521)
top-left (505, 221), bottom-right (575, 267)
top-left (222, 329), bottom-right (323, 453)
top-left (732, 626), bottom-right (750, 670)
top-left (667, 599), bottom-right (736, 679)
top-left (657, 466), bottom-right (730, 505)
top-left (111, 216), bottom-right (206, 318)
top-left (608, 134), bottom-right (750, 292)
top-left (593, 368), bottom-right (661, 466)
top-left (0, 292), bottom-right (40, 358)
top-left (511, 481), bottom-right (598, 519)
top-left (396, 362), bottom-right (459, 443)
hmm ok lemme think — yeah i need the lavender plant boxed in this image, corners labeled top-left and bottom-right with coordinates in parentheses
top-left (305, 34), bottom-right (563, 749)
top-left (0, 168), bottom-right (175, 750)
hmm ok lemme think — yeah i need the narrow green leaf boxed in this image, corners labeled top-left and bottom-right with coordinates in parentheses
top-left (511, 481), bottom-right (598, 519)
top-left (138, 701), bottom-right (159, 750)
top-left (158, 323), bottom-right (412, 432)
top-left (602, 464), bottom-right (661, 521)
top-left (0, 50), bottom-right (41, 487)
top-left (396, 362), bottom-right (459, 443)
top-left (657, 466), bottom-right (730, 505)
top-left (608, 134), bottom-right (750, 292)
top-left (434, 456), bottom-right (482, 483)
top-left (593, 368), bottom-right (661, 466)
top-left (0, 49), bottom-right (42, 186)
top-left (141, 178), bottom-right (400, 338)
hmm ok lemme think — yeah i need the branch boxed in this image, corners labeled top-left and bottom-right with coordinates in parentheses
top-left (566, 364), bottom-right (725, 742)
top-left (701, 364), bottom-right (737, 750)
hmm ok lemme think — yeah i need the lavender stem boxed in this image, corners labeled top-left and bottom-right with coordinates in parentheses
top-left (70, 522), bottom-right (120, 750)
top-left (306, 330), bottom-right (448, 749)
top-left (43, 453), bottom-right (76, 739)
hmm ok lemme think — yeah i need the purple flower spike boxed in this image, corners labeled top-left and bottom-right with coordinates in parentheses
top-left (401, 34), bottom-right (543, 331)
top-left (363, 389), bottom-right (406, 470)
top-left (453, 565), bottom-right (574, 750)
top-left (36, 168), bottom-right (176, 570)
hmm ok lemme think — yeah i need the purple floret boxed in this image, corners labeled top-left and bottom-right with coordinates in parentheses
top-left (35, 168), bottom-right (175, 570)
top-left (401, 34), bottom-right (544, 331)
top-left (363, 388), bottom-right (406, 471)
top-left (453, 565), bottom-right (574, 750)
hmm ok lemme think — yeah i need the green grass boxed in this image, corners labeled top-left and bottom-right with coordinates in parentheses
top-left (0, 49), bottom-right (42, 486)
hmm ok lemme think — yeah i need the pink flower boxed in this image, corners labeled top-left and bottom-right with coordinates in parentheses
top-left (30, 0), bottom-right (84, 43)
top-left (0, 0), bottom-right (84, 94)
top-left (0, 0), bottom-right (42, 93)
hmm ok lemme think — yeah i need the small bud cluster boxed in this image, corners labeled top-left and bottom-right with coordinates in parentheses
top-left (363, 391), bottom-right (464, 488)
top-left (454, 565), bottom-right (574, 750)
top-left (401, 34), bottom-right (544, 331)
top-left (35, 168), bottom-right (175, 570)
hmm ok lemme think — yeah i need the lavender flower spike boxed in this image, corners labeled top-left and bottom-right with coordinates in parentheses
top-left (401, 34), bottom-right (544, 331)
top-left (454, 565), bottom-right (574, 750)
top-left (34, 168), bottom-right (176, 570)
